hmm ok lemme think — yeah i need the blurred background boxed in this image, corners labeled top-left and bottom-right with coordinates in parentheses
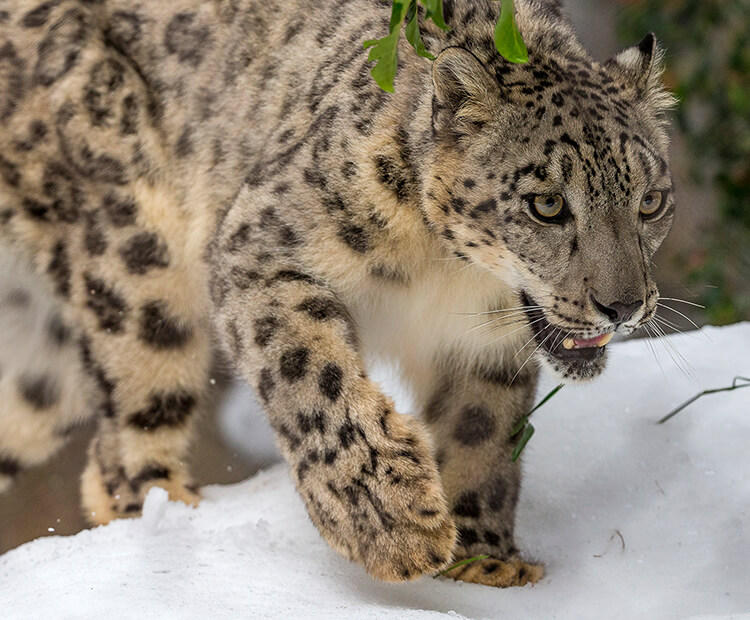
top-left (1, 0), bottom-right (748, 554)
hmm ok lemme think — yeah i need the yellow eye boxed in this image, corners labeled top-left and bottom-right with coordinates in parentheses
top-left (640, 190), bottom-right (664, 217)
top-left (533, 194), bottom-right (565, 219)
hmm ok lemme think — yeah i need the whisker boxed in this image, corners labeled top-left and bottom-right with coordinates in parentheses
top-left (479, 316), bottom-right (546, 350)
top-left (656, 303), bottom-right (707, 337)
top-left (453, 305), bottom-right (542, 318)
top-left (642, 323), bottom-right (666, 378)
top-left (510, 325), bottom-right (554, 386)
top-left (651, 321), bottom-right (695, 378)
top-left (461, 309), bottom-right (536, 337)
top-left (658, 297), bottom-right (705, 309)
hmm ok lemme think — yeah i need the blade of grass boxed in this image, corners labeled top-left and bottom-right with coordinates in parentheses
top-left (658, 376), bottom-right (750, 424)
top-left (510, 383), bottom-right (563, 462)
top-left (434, 555), bottom-right (490, 578)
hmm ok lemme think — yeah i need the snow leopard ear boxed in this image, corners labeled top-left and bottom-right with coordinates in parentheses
top-left (432, 47), bottom-right (500, 132)
top-left (606, 35), bottom-right (667, 96)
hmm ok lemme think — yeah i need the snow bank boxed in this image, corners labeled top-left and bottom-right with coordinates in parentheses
top-left (1, 324), bottom-right (749, 620)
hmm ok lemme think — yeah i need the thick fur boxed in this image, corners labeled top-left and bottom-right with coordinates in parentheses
top-left (0, 0), bottom-right (673, 586)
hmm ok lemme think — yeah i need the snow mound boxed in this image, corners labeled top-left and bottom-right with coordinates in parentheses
top-left (1, 324), bottom-right (749, 620)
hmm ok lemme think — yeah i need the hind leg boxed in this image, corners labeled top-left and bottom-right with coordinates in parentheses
top-left (0, 10), bottom-right (212, 520)
top-left (0, 247), bottom-right (98, 492)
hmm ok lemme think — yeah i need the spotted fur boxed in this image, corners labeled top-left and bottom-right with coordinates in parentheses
top-left (0, 0), bottom-right (673, 586)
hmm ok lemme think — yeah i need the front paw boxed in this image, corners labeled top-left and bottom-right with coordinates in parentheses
top-left (305, 409), bottom-right (457, 580)
top-left (443, 555), bottom-right (544, 587)
top-left (364, 511), bottom-right (457, 582)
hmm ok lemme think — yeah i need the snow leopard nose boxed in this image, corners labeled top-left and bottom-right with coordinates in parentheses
top-left (591, 296), bottom-right (643, 325)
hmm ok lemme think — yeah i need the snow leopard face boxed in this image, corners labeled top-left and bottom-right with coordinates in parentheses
top-left (424, 34), bottom-right (675, 381)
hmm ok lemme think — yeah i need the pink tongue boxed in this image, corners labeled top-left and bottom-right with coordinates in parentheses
top-left (574, 334), bottom-right (607, 348)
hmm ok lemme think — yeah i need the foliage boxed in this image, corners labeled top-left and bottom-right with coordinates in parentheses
top-left (365, 0), bottom-right (527, 92)
top-left (617, 0), bottom-right (750, 324)
top-left (510, 383), bottom-right (564, 461)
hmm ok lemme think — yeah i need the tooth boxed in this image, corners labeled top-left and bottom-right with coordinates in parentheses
top-left (563, 338), bottom-right (575, 350)
top-left (597, 333), bottom-right (614, 347)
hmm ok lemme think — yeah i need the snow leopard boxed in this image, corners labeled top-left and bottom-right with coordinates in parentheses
top-left (0, 0), bottom-right (674, 586)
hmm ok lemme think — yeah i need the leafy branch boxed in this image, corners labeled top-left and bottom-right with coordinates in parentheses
top-left (364, 0), bottom-right (528, 92)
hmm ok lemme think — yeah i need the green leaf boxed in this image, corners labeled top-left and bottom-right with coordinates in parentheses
top-left (363, 0), bottom-right (411, 92)
top-left (509, 383), bottom-right (563, 460)
top-left (405, 1), bottom-right (435, 60)
top-left (494, 0), bottom-right (529, 63)
top-left (433, 555), bottom-right (490, 577)
top-left (528, 383), bottom-right (564, 416)
top-left (421, 0), bottom-right (450, 31)
top-left (511, 423), bottom-right (534, 462)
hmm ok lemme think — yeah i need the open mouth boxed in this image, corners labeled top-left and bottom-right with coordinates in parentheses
top-left (521, 292), bottom-right (612, 364)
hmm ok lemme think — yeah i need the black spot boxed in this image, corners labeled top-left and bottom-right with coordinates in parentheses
top-left (83, 58), bottom-right (125, 126)
top-left (0, 154), bottom-right (21, 187)
top-left (338, 420), bottom-right (356, 449)
top-left (295, 296), bottom-right (345, 321)
top-left (175, 125), bottom-right (193, 157)
top-left (257, 368), bottom-right (275, 403)
top-left (119, 94), bottom-right (139, 135)
top-left (21, 1), bottom-right (59, 28)
top-left (278, 225), bottom-right (299, 247)
top-left (229, 266), bottom-right (261, 290)
top-left (83, 211), bottom-right (108, 256)
top-left (102, 192), bottom-right (137, 227)
top-left (458, 526), bottom-right (479, 547)
top-left (47, 241), bottom-right (71, 298)
top-left (474, 198), bottom-right (497, 215)
top-left (453, 491), bottom-right (481, 518)
top-left (164, 12), bottom-right (211, 67)
top-left (484, 530), bottom-right (501, 546)
top-left (374, 155), bottom-right (410, 201)
top-left (226, 223), bottom-right (251, 252)
top-left (119, 232), bottom-right (169, 274)
top-left (130, 464), bottom-right (170, 490)
top-left (139, 301), bottom-right (192, 349)
top-left (83, 272), bottom-right (129, 333)
top-left (253, 316), bottom-right (279, 348)
top-left (297, 410), bottom-right (326, 434)
top-left (338, 223), bottom-right (369, 254)
top-left (0, 456), bottom-right (20, 478)
top-left (128, 390), bottom-right (196, 430)
top-left (47, 314), bottom-right (71, 345)
top-left (318, 363), bottom-right (343, 401)
top-left (453, 404), bottom-right (496, 446)
top-left (279, 347), bottom-right (309, 382)
top-left (104, 11), bottom-right (143, 54)
top-left (34, 8), bottom-right (87, 87)
top-left (18, 373), bottom-right (59, 409)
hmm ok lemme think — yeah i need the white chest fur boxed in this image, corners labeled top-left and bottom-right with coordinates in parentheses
top-left (346, 260), bottom-right (531, 405)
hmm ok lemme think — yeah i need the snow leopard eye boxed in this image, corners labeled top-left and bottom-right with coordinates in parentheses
top-left (639, 190), bottom-right (665, 219)
top-left (531, 194), bottom-right (565, 221)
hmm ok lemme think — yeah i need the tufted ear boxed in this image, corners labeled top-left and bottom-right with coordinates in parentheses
top-left (431, 47), bottom-right (499, 131)
top-left (606, 33), bottom-right (675, 114)
top-left (606, 33), bottom-right (660, 92)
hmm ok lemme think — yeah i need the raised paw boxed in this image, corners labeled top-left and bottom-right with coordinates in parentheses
top-left (364, 512), bottom-right (457, 582)
top-left (444, 556), bottom-right (544, 588)
top-left (81, 456), bottom-right (200, 525)
top-left (298, 406), bottom-right (457, 581)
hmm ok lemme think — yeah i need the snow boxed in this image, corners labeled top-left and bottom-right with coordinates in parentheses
top-left (1, 324), bottom-right (749, 620)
